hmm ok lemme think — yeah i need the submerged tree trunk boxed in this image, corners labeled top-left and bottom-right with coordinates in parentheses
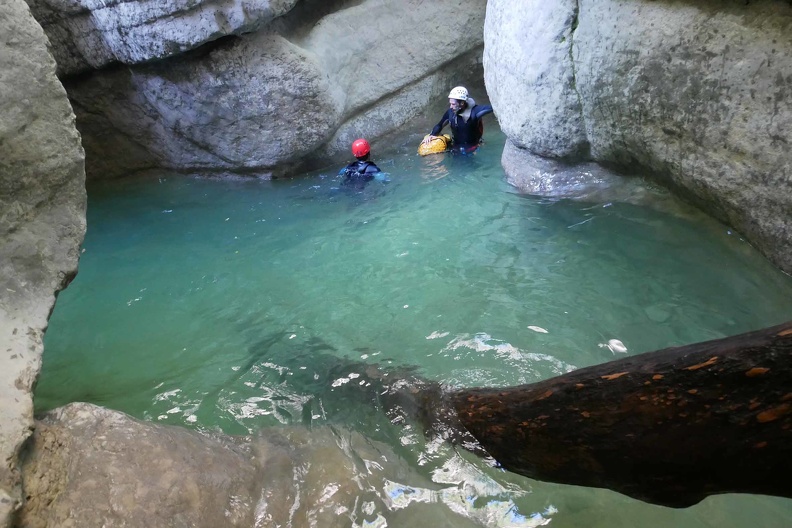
top-left (442, 321), bottom-right (792, 507)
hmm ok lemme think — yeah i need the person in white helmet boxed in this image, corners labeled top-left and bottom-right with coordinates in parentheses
top-left (422, 86), bottom-right (494, 154)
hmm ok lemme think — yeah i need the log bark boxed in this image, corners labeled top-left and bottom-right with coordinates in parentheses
top-left (446, 321), bottom-right (792, 507)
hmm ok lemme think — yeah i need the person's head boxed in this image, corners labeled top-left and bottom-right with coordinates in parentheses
top-left (351, 138), bottom-right (370, 160)
top-left (448, 86), bottom-right (469, 113)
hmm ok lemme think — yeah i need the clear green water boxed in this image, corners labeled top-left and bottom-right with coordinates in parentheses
top-left (38, 126), bottom-right (792, 526)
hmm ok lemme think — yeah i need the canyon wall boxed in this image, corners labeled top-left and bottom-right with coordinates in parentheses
top-left (485, 0), bottom-right (792, 274)
top-left (0, 1), bottom-right (86, 525)
top-left (27, 0), bottom-right (487, 180)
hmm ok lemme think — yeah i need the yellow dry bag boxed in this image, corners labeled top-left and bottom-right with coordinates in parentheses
top-left (418, 134), bottom-right (452, 156)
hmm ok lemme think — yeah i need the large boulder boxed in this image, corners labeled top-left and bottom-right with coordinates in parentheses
top-left (485, 0), bottom-right (792, 274)
top-left (25, 0), bottom-right (300, 76)
top-left (483, 0), bottom-right (588, 159)
top-left (39, 0), bottom-right (486, 180)
top-left (67, 31), bottom-right (340, 180)
top-left (19, 403), bottom-right (483, 528)
top-left (0, 0), bottom-right (86, 525)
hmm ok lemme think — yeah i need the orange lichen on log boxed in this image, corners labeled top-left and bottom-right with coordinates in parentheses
top-left (687, 389), bottom-right (698, 395)
top-left (745, 368), bottom-right (770, 377)
top-left (754, 441), bottom-right (768, 449)
top-left (601, 372), bottom-right (628, 381)
top-left (778, 328), bottom-right (792, 337)
top-left (684, 356), bottom-right (718, 371)
top-left (652, 374), bottom-right (664, 380)
top-left (536, 390), bottom-right (554, 401)
top-left (757, 404), bottom-right (791, 423)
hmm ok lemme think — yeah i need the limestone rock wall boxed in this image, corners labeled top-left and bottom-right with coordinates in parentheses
top-left (0, 1), bottom-right (86, 525)
top-left (67, 31), bottom-right (339, 180)
top-left (484, 0), bottom-right (792, 274)
top-left (25, 0), bottom-right (300, 76)
top-left (484, 0), bottom-right (588, 160)
top-left (29, 0), bottom-right (486, 180)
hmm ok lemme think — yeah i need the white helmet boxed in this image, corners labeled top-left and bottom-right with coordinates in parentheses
top-left (448, 86), bottom-right (469, 101)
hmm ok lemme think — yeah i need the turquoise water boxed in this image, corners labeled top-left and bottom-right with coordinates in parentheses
top-left (38, 126), bottom-right (792, 526)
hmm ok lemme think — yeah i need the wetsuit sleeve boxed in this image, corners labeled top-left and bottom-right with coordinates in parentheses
top-left (364, 163), bottom-right (382, 174)
top-left (430, 110), bottom-right (452, 136)
top-left (472, 105), bottom-right (493, 120)
top-left (339, 162), bottom-right (353, 176)
top-left (363, 162), bottom-right (390, 182)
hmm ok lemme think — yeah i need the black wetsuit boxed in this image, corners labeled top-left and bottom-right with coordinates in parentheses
top-left (340, 160), bottom-right (381, 190)
top-left (431, 104), bottom-right (494, 151)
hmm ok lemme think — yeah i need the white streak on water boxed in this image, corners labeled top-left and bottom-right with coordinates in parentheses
top-left (438, 333), bottom-right (577, 385)
top-left (567, 216), bottom-right (594, 229)
top-left (154, 389), bottom-right (181, 402)
top-left (599, 338), bottom-right (628, 354)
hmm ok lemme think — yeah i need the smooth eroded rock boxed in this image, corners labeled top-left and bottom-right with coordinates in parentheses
top-left (20, 403), bottom-right (481, 528)
top-left (0, 0), bottom-right (86, 525)
top-left (67, 30), bottom-right (338, 179)
top-left (484, 0), bottom-right (588, 159)
top-left (25, 0), bottom-right (300, 75)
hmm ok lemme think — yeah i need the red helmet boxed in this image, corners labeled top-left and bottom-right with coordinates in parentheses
top-left (351, 138), bottom-right (370, 157)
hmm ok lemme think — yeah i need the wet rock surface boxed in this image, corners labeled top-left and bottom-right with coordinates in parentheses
top-left (19, 403), bottom-right (479, 528)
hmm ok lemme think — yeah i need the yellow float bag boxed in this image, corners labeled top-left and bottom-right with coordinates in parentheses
top-left (418, 134), bottom-right (452, 156)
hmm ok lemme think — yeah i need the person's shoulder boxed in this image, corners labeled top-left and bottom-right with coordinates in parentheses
top-left (364, 161), bottom-right (381, 173)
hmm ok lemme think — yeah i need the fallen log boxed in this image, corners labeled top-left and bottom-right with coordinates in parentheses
top-left (444, 321), bottom-right (792, 507)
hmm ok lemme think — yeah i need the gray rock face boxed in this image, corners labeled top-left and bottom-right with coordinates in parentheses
top-left (485, 0), bottom-right (792, 274)
top-left (484, 0), bottom-right (588, 159)
top-left (21, 404), bottom-right (265, 528)
top-left (55, 0), bottom-right (485, 179)
top-left (68, 30), bottom-right (339, 179)
top-left (20, 403), bottom-right (481, 528)
top-left (25, 0), bottom-right (300, 76)
top-left (0, 0), bottom-right (86, 525)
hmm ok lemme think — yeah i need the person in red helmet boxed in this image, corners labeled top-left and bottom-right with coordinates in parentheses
top-left (339, 138), bottom-right (385, 189)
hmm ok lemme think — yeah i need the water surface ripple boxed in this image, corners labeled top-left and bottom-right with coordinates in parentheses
top-left (39, 128), bottom-right (792, 526)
